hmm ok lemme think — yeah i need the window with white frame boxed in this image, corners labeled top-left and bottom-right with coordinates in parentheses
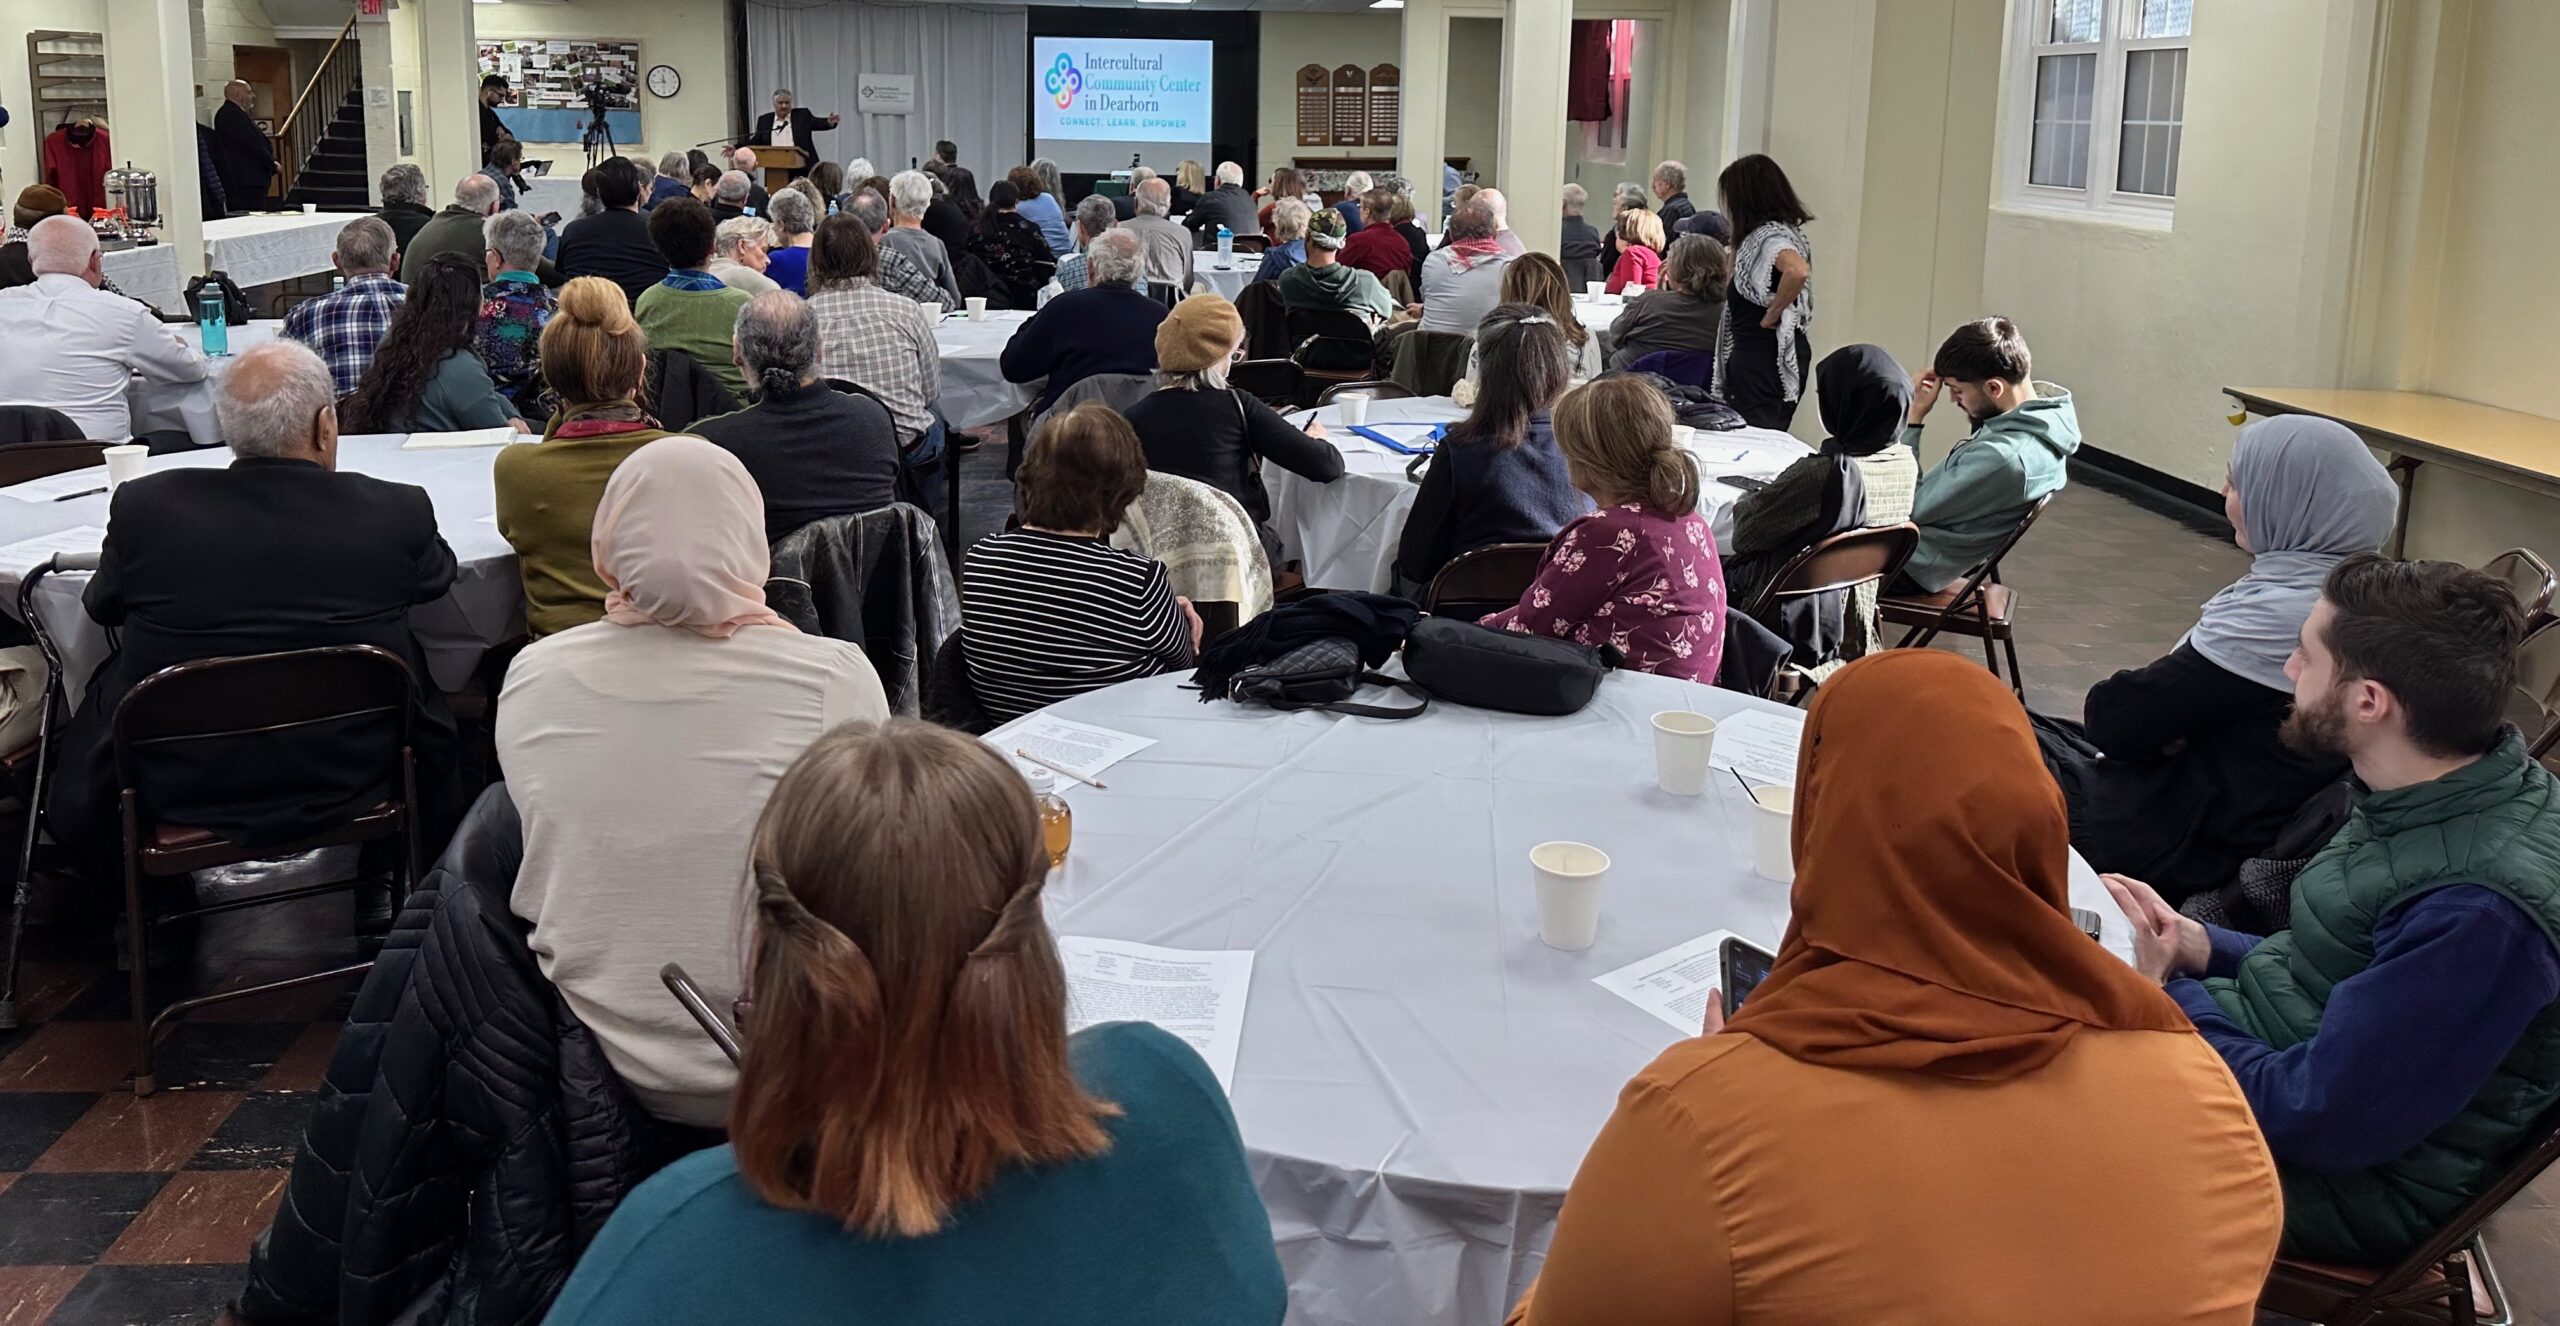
top-left (2009, 0), bottom-right (2191, 215)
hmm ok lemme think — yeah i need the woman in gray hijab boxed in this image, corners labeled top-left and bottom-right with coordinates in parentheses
top-left (2034, 414), bottom-right (2397, 901)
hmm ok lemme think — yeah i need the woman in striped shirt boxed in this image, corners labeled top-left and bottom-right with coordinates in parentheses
top-left (960, 403), bottom-right (1202, 723)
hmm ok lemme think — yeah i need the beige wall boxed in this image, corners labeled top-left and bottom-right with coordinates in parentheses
top-left (1255, 12), bottom-right (1403, 187)
top-left (464, 0), bottom-right (733, 161)
top-left (2385, 0), bottom-right (2560, 564)
top-left (198, 0), bottom-right (283, 123)
top-left (1445, 16), bottom-right (1504, 188)
top-left (1984, 1), bottom-right (2371, 486)
top-left (1754, 0), bottom-right (2000, 452)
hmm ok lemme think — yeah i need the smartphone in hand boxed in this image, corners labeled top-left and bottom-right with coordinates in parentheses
top-left (1719, 936), bottom-right (1777, 1015)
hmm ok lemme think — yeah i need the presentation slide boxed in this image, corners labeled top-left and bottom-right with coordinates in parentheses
top-left (1032, 35), bottom-right (1214, 176)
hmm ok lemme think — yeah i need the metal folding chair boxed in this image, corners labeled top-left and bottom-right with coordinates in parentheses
top-left (1880, 494), bottom-right (2055, 699)
top-left (109, 645), bottom-right (424, 1093)
top-left (1422, 542), bottom-right (1548, 621)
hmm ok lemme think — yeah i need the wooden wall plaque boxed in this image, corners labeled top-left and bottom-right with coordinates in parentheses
top-left (1367, 64), bottom-right (1401, 148)
top-left (1295, 64), bottom-right (1331, 147)
top-left (1330, 64), bottom-right (1368, 148)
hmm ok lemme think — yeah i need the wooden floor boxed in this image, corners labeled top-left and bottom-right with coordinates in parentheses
top-left (0, 451), bottom-right (2550, 1323)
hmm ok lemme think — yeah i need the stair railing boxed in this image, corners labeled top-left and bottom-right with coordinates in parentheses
top-left (271, 9), bottom-right (362, 204)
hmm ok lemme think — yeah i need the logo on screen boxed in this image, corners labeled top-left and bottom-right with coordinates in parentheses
top-left (1045, 52), bottom-right (1084, 110)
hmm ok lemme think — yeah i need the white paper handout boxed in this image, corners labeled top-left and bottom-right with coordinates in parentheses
top-left (0, 524), bottom-right (109, 572)
top-left (1056, 936), bottom-right (1254, 1091)
top-left (1709, 708), bottom-right (1805, 787)
top-left (402, 428), bottom-right (538, 450)
top-left (985, 714), bottom-right (1156, 784)
top-left (2, 469), bottom-right (112, 503)
top-left (1594, 928), bottom-right (1772, 1035)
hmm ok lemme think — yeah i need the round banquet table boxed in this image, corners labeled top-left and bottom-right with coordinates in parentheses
top-left (202, 211), bottom-right (356, 290)
top-left (931, 307), bottom-right (1040, 431)
top-left (1030, 670), bottom-right (2136, 1326)
top-left (1193, 250), bottom-right (1261, 300)
top-left (0, 433), bottom-right (521, 704)
top-left (131, 319), bottom-right (285, 447)
top-left (1264, 395), bottom-right (1815, 593)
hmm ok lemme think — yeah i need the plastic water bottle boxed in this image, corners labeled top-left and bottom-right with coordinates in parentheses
top-left (1027, 766), bottom-right (1072, 871)
top-left (332, 273), bottom-right (346, 296)
top-left (1216, 224), bottom-right (1233, 268)
top-left (197, 288), bottom-right (229, 357)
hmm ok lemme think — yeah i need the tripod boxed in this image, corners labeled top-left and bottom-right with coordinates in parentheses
top-left (582, 110), bottom-right (618, 169)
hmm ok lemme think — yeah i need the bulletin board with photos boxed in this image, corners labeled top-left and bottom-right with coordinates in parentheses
top-left (476, 37), bottom-right (641, 111)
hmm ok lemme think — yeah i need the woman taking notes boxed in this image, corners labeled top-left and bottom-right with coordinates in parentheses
top-left (1481, 377), bottom-right (1726, 683)
top-left (545, 721), bottom-right (1286, 1323)
top-left (1508, 651), bottom-right (2282, 1324)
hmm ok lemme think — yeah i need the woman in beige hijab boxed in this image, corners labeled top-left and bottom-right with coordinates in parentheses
top-left (497, 437), bottom-right (889, 1127)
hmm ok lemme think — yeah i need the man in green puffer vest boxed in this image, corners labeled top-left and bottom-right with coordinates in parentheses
top-left (2106, 554), bottom-right (2560, 1265)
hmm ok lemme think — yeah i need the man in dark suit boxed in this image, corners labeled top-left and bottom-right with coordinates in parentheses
top-left (211, 80), bottom-right (279, 213)
top-left (746, 88), bottom-right (839, 181)
top-left (46, 340), bottom-right (462, 864)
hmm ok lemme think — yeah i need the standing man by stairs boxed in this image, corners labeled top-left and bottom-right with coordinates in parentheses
top-left (213, 80), bottom-right (279, 214)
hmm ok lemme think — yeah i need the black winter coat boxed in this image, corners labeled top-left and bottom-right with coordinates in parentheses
top-left (236, 786), bottom-right (716, 1326)
top-left (765, 503), bottom-right (962, 718)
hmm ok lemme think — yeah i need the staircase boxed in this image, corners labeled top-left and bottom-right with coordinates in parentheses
top-left (284, 87), bottom-right (370, 210)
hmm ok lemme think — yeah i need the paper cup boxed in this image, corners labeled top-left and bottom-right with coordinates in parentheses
top-left (1651, 711), bottom-right (1718, 796)
top-left (965, 296), bottom-right (989, 320)
top-left (1585, 280), bottom-right (1606, 297)
top-left (1669, 424), bottom-right (1696, 450)
top-left (1339, 393), bottom-right (1371, 427)
top-left (1625, 283), bottom-right (1648, 298)
top-left (103, 444), bottom-right (147, 491)
top-left (300, 202), bottom-right (317, 215)
top-left (1750, 784), bottom-right (1794, 882)
top-left (1531, 840), bottom-right (1610, 950)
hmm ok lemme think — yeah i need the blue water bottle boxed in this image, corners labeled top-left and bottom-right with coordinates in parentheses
top-left (197, 287), bottom-right (229, 357)
top-left (1216, 224), bottom-right (1233, 268)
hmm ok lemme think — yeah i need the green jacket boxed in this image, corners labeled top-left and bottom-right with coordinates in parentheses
top-left (1900, 384), bottom-right (2079, 591)
top-left (634, 281), bottom-right (754, 400)
top-left (2204, 731), bottom-right (2560, 1263)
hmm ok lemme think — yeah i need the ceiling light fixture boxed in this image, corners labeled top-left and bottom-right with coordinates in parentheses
top-left (1370, 1), bottom-right (1406, 10)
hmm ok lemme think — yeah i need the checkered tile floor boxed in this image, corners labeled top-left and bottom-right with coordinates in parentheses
top-left (1, 456), bottom-right (2551, 1324)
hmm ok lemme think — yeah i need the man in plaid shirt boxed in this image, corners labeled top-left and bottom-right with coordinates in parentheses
top-left (843, 188), bottom-right (957, 312)
top-left (1050, 194), bottom-right (1120, 296)
top-left (282, 217), bottom-right (406, 398)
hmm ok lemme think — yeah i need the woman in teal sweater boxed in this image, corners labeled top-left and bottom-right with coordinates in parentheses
top-left (544, 719), bottom-right (1286, 1326)
top-left (339, 253), bottom-right (524, 435)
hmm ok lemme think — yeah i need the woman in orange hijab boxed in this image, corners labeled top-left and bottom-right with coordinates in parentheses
top-left (1508, 651), bottom-right (2282, 1324)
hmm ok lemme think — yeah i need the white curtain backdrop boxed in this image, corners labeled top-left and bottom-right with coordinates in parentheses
top-left (744, 0), bottom-right (1029, 179)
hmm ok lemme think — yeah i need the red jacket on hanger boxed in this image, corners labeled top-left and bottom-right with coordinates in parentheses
top-left (43, 122), bottom-right (113, 219)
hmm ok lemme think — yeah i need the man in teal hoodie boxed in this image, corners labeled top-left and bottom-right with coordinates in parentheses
top-left (1896, 317), bottom-right (2081, 592)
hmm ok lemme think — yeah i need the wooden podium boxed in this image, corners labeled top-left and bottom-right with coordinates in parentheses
top-left (750, 145), bottom-right (809, 191)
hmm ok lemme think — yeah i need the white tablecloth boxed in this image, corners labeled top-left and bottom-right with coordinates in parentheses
top-left (932, 308), bottom-right (1038, 431)
top-left (1265, 396), bottom-right (1813, 593)
top-left (204, 212), bottom-right (351, 289)
top-left (0, 433), bottom-right (522, 699)
top-left (1033, 670), bottom-right (2132, 1326)
top-left (129, 320), bottom-right (284, 447)
top-left (1194, 250), bottom-right (1260, 299)
top-left (101, 244), bottom-right (186, 316)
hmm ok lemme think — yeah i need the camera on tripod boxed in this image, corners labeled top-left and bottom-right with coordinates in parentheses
top-left (578, 74), bottom-right (631, 166)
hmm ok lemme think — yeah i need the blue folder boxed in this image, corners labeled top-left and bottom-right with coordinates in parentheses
top-left (1351, 424), bottom-right (1448, 455)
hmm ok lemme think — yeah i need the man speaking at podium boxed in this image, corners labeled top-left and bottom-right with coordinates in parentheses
top-left (746, 88), bottom-right (841, 181)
